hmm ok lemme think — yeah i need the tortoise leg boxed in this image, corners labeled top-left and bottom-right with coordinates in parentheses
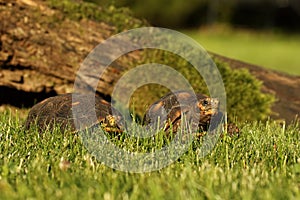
top-left (163, 109), bottom-right (182, 133)
top-left (225, 123), bottom-right (240, 137)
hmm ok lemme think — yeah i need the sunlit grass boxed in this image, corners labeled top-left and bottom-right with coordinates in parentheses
top-left (0, 111), bottom-right (299, 199)
top-left (183, 26), bottom-right (300, 75)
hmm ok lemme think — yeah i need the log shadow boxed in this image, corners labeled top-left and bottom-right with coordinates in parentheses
top-left (0, 86), bottom-right (57, 108)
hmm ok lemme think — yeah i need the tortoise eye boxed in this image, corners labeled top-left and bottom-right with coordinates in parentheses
top-left (203, 100), bottom-right (208, 106)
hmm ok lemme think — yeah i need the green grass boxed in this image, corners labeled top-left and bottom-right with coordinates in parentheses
top-left (183, 26), bottom-right (300, 76)
top-left (0, 111), bottom-right (299, 199)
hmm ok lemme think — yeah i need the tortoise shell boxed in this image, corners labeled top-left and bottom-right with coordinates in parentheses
top-left (25, 93), bottom-right (124, 133)
top-left (143, 91), bottom-right (221, 133)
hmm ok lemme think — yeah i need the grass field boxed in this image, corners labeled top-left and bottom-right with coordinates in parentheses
top-left (183, 26), bottom-right (300, 76)
top-left (0, 111), bottom-right (299, 199)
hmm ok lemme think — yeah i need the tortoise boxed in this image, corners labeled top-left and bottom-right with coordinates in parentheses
top-left (25, 93), bottom-right (124, 133)
top-left (143, 91), bottom-right (221, 134)
top-left (25, 91), bottom-right (238, 137)
top-left (143, 90), bottom-right (239, 136)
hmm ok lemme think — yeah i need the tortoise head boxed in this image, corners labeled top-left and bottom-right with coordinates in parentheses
top-left (100, 114), bottom-right (124, 133)
top-left (196, 97), bottom-right (219, 117)
top-left (105, 115), bottom-right (117, 127)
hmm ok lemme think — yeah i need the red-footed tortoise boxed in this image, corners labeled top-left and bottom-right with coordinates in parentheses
top-left (25, 93), bottom-right (124, 133)
top-left (143, 91), bottom-right (239, 136)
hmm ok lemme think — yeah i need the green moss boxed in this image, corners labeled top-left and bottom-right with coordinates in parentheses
top-left (127, 49), bottom-right (275, 122)
top-left (46, 0), bottom-right (147, 32)
top-left (215, 60), bottom-right (275, 121)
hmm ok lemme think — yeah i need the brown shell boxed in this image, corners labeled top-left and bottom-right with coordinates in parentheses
top-left (143, 91), bottom-right (221, 133)
top-left (25, 93), bottom-right (124, 133)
